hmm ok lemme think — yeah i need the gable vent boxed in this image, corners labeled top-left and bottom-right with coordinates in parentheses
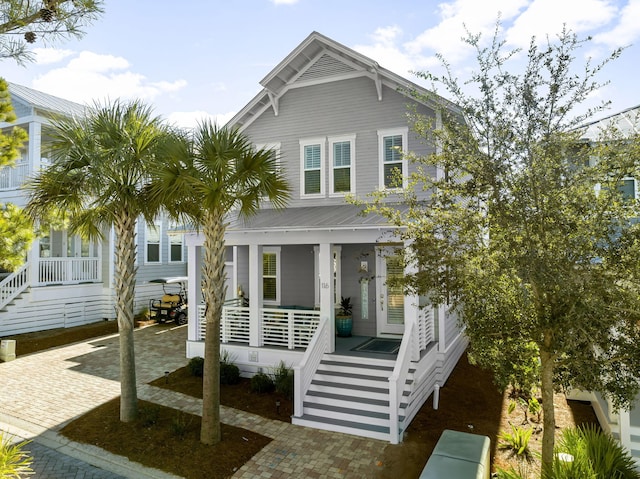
top-left (298, 54), bottom-right (357, 82)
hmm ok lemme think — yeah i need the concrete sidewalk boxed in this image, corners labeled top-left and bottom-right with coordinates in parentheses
top-left (0, 324), bottom-right (388, 478)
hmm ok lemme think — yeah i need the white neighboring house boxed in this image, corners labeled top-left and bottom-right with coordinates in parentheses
top-left (0, 83), bottom-right (187, 336)
top-left (184, 32), bottom-right (468, 444)
top-left (567, 104), bottom-right (640, 465)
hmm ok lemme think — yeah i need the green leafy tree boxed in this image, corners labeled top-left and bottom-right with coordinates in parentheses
top-left (149, 121), bottom-right (290, 444)
top-left (0, 77), bottom-right (31, 272)
top-left (364, 26), bottom-right (640, 474)
top-left (1, 0), bottom-right (103, 64)
top-left (25, 99), bottom-right (171, 422)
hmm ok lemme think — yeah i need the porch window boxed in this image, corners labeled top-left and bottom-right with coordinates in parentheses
top-left (300, 138), bottom-right (325, 197)
top-left (145, 223), bottom-right (161, 263)
top-left (263, 247), bottom-right (280, 304)
top-left (329, 135), bottom-right (355, 195)
top-left (378, 128), bottom-right (408, 189)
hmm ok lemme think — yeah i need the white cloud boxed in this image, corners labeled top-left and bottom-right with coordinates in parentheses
top-left (31, 51), bottom-right (187, 105)
top-left (593, 0), bottom-right (640, 48)
top-left (505, 0), bottom-right (618, 48)
top-left (33, 48), bottom-right (75, 65)
top-left (167, 110), bottom-right (236, 129)
top-left (270, 0), bottom-right (298, 4)
top-left (353, 26), bottom-right (433, 79)
top-left (404, 0), bottom-right (529, 63)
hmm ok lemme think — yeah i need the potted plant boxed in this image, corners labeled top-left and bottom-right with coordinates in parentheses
top-left (335, 296), bottom-right (353, 337)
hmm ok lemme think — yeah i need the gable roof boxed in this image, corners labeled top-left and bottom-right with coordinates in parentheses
top-left (7, 82), bottom-right (87, 119)
top-left (580, 105), bottom-right (640, 140)
top-left (228, 31), bottom-right (458, 131)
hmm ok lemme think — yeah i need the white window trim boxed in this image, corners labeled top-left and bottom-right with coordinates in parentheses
top-left (300, 137), bottom-right (326, 198)
top-left (328, 134), bottom-right (356, 197)
top-left (313, 245), bottom-right (342, 308)
top-left (263, 246), bottom-right (281, 306)
top-left (378, 127), bottom-right (408, 190)
top-left (145, 221), bottom-right (162, 264)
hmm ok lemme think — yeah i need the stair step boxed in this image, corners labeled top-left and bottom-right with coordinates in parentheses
top-left (310, 379), bottom-right (388, 396)
top-left (321, 359), bottom-right (394, 372)
top-left (307, 389), bottom-right (389, 407)
top-left (296, 413), bottom-right (390, 434)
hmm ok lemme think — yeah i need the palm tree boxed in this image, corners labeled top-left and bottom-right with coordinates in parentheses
top-left (25, 99), bottom-right (170, 422)
top-left (150, 121), bottom-right (290, 444)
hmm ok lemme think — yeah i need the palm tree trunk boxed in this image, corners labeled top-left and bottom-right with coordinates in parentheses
top-left (114, 214), bottom-right (138, 422)
top-left (200, 210), bottom-right (227, 445)
top-left (540, 335), bottom-right (556, 475)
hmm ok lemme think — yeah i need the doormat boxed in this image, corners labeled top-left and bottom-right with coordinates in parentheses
top-left (352, 338), bottom-right (401, 354)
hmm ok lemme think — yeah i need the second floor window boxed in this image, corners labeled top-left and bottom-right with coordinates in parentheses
top-left (618, 178), bottom-right (637, 201)
top-left (379, 128), bottom-right (408, 189)
top-left (146, 223), bottom-right (161, 263)
top-left (330, 136), bottom-right (355, 195)
top-left (169, 233), bottom-right (183, 262)
top-left (301, 139), bottom-right (325, 196)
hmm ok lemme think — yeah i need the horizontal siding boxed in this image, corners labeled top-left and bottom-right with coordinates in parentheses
top-left (244, 77), bottom-right (437, 208)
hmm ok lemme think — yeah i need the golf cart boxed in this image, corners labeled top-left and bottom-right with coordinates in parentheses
top-left (149, 277), bottom-right (188, 325)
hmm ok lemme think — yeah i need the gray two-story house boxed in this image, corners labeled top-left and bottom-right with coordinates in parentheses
top-left (183, 32), bottom-right (467, 444)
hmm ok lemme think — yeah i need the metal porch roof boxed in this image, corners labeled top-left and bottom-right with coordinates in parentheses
top-left (226, 204), bottom-right (397, 232)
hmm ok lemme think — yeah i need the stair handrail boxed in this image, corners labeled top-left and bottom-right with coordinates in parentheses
top-left (388, 316), bottom-right (419, 444)
top-left (0, 262), bottom-right (30, 310)
top-left (293, 315), bottom-right (329, 418)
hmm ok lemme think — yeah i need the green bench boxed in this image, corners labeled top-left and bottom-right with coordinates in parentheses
top-left (420, 429), bottom-right (491, 479)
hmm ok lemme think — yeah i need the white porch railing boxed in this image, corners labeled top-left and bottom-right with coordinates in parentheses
top-left (0, 262), bottom-right (30, 310)
top-left (293, 315), bottom-right (330, 417)
top-left (388, 316), bottom-right (420, 444)
top-left (417, 306), bottom-right (434, 350)
top-left (0, 161), bottom-right (28, 190)
top-left (38, 258), bottom-right (100, 285)
top-left (196, 304), bottom-right (321, 349)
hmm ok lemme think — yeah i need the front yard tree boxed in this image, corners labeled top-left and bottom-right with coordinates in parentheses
top-left (26, 100), bottom-right (171, 422)
top-left (0, 77), bottom-right (32, 270)
top-left (1, 0), bottom-right (103, 64)
top-left (366, 27), bottom-right (640, 474)
top-left (150, 122), bottom-right (290, 445)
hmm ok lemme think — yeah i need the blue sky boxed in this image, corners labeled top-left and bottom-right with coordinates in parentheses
top-left (2, 0), bottom-right (639, 127)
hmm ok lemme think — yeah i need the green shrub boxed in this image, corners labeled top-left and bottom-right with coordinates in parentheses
top-left (188, 356), bottom-right (204, 377)
top-left (139, 405), bottom-right (160, 427)
top-left (220, 362), bottom-right (240, 385)
top-left (0, 433), bottom-right (33, 478)
top-left (250, 371), bottom-right (275, 393)
top-left (272, 361), bottom-right (294, 399)
top-left (499, 425), bottom-right (534, 462)
top-left (544, 424), bottom-right (640, 479)
top-left (171, 411), bottom-right (193, 438)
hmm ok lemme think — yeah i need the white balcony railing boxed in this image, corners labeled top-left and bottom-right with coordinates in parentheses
top-left (0, 162), bottom-right (28, 190)
top-left (197, 303), bottom-right (321, 350)
top-left (38, 258), bottom-right (100, 285)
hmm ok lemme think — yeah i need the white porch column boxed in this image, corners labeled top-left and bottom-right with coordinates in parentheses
top-left (318, 242), bottom-right (335, 352)
top-left (28, 239), bottom-right (39, 286)
top-left (28, 121), bottom-right (42, 171)
top-left (186, 238), bottom-right (202, 342)
top-left (249, 243), bottom-right (263, 347)
top-left (619, 408), bottom-right (633, 453)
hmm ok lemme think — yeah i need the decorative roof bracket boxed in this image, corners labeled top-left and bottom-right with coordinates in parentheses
top-left (371, 63), bottom-right (382, 101)
top-left (267, 91), bottom-right (279, 116)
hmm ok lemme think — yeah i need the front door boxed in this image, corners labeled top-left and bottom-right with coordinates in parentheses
top-left (376, 247), bottom-right (405, 335)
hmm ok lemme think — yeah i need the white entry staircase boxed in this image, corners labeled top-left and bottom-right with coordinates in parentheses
top-left (292, 353), bottom-right (415, 441)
